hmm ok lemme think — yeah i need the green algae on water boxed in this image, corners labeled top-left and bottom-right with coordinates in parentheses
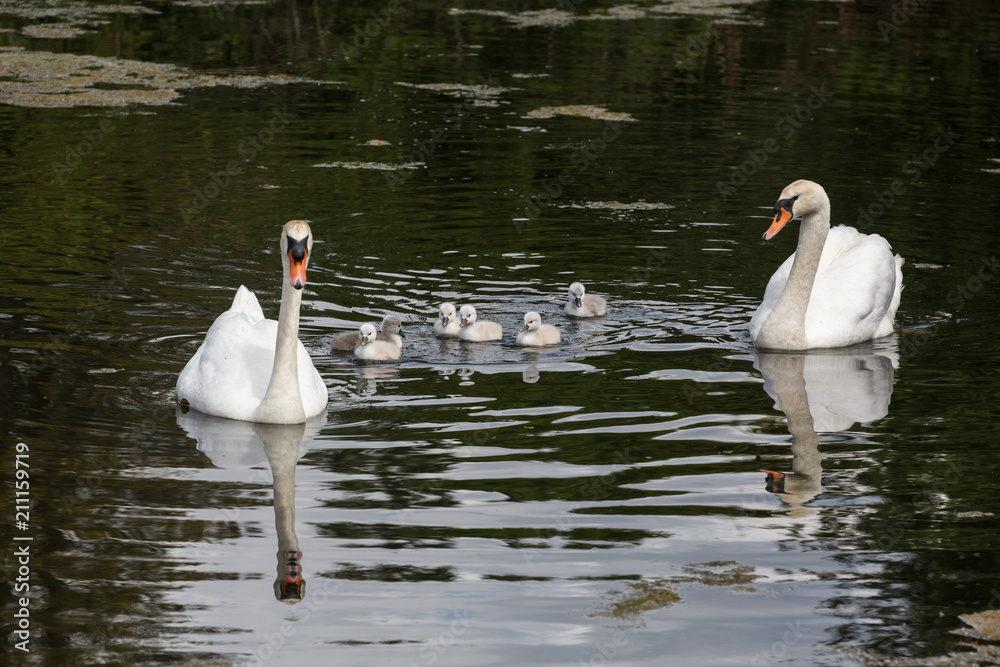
top-left (0, 50), bottom-right (334, 108)
top-left (450, 1), bottom-right (759, 29)
top-left (565, 201), bottom-right (674, 211)
top-left (524, 105), bottom-right (637, 122)
top-left (394, 81), bottom-right (516, 107)
top-left (312, 161), bottom-right (422, 171)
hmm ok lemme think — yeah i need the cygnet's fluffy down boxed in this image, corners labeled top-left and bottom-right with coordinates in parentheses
top-left (458, 305), bottom-right (503, 342)
top-left (516, 311), bottom-right (561, 346)
top-left (564, 282), bottom-right (606, 318)
top-left (434, 302), bottom-right (461, 338)
top-left (331, 315), bottom-right (402, 351)
top-left (354, 322), bottom-right (401, 361)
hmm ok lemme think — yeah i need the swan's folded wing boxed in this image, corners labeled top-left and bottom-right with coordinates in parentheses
top-left (806, 229), bottom-right (899, 347)
top-left (176, 314), bottom-right (276, 421)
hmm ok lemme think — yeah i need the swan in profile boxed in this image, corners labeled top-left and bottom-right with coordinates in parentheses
top-left (458, 305), bottom-right (503, 342)
top-left (750, 180), bottom-right (903, 350)
top-left (516, 311), bottom-right (561, 346)
top-left (354, 322), bottom-right (401, 361)
top-left (565, 282), bottom-right (606, 318)
top-left (434, 302), bottom-right (460, 338)
top-left (176, 220), bottom-right (328, 424)
top-left (330, 315), bottom-right (402, 351)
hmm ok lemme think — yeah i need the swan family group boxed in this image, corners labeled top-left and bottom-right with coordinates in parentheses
top-left (328, 282), bottom-right (606, 362)
top-left (176, 180), bottom-right (904, 425)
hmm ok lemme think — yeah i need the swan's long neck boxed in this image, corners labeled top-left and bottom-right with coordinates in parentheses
top-left (254, 269), bottom-right (306, 424)
top-left (261, 424), bottom-right (305, 602)
top-left (759, 203), bottom-right (830, 350)
top-left (758, 353), bottom-right (822, 504)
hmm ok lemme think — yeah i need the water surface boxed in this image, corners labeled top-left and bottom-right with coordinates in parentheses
top-left (1, 0), bottom-right (999, 665)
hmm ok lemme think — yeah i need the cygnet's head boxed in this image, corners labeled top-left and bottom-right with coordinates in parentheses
top-left (520, 311), bottom-right (541, 333)
top-left (439, 302), bottom-right (457, 325)
top-left (459, 305), bottom-right (477, 327)
top-left (764, 179), bottom-right (828, 241)
top-left (568, 282), bottom-right (586, 308)
top-left (381, 315), bottom-right (402, 336)
top-left (280, 220), bottom-right (314, 290)
top-left (359, 322), bottom-right (378, 345)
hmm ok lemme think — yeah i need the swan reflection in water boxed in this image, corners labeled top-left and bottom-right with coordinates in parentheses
top-left (354, 361), bottom-right (401, 396)
top-left (754, 340), bottom-right (897, 509)
top-left (176, 408), bottom-right (323, 603)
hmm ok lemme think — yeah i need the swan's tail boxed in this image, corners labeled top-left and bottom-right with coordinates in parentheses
top-left (888, 254), bottom-right (904, 319)
top-left (231, 285), bottom-right (265, 324)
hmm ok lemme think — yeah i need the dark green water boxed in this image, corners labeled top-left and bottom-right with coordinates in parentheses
top-left (1, 0), bottom-right (999, 665)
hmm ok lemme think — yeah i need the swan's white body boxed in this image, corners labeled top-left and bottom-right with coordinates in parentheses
top-left (176, 221), bottom-right (328, 424)
top-left (750, 180), bottom-right (903, 350)
top-left (459, 305), bottom-right (503, 342)
top-left (354, 322), bottom-right (402, 361)
top-left (434, 302), bottom-right (461, 338)
top-left (565, 282), bottom-right (606, 318)
top-left (516, 311), bottom-right (561, 346)
top-left (331, 315), bottom-right (402, 351)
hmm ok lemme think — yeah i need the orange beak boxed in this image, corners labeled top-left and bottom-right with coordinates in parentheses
top-left (280, 572), bottom-right (304, 600)
top-left (763, 207), bottom-right (793, 241)
top-left (759, 469), bottom-right (786, 494)
top-left (288, 249), bottom-right (307, 289)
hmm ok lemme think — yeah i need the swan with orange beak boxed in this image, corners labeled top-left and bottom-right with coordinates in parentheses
top-left (176, 220), bottom-right (328, 423)
top-left (749, 180), bottom-right (903, 350)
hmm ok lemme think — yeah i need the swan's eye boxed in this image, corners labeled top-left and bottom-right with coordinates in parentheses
top-left (774, 195), bottom-right (799, 215)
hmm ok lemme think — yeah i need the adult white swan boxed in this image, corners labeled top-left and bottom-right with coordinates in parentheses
top-left (749, 180), bottom-right (903, 350)
top-left (176, 220), bottom-right (328, 424)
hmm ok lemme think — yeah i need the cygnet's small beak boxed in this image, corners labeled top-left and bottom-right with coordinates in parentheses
top-left (574, 297), bottom-right (583, 308)
top-left (519, 323), bottom-right (529, 333)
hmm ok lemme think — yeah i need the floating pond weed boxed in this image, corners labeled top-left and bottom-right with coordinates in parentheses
top-left (0, 50), bottom-right (332, 108)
